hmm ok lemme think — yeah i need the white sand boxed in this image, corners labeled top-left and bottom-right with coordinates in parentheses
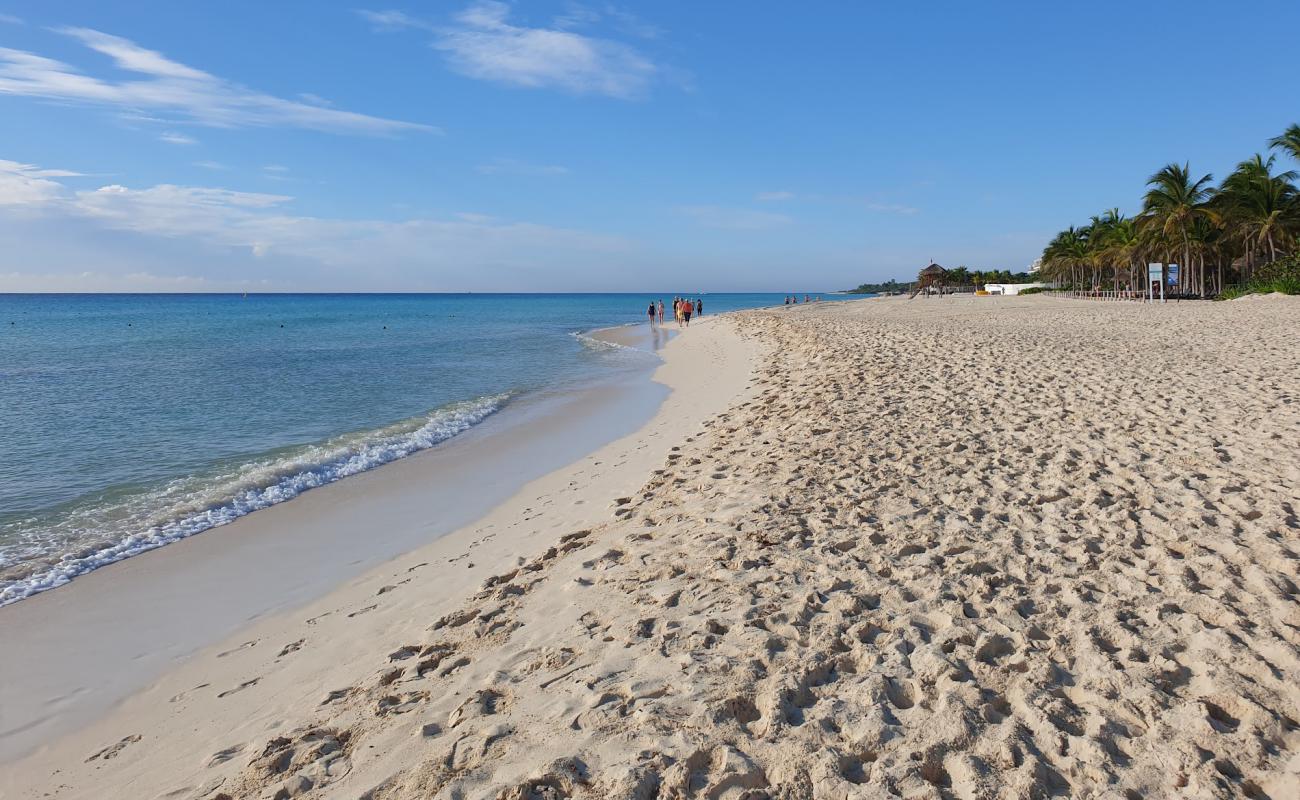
top-left (4, 296), bottom-right (1299, 799)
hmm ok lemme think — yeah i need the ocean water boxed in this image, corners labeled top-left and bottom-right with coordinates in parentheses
top-left (0, 292), bottom-right (855, 604)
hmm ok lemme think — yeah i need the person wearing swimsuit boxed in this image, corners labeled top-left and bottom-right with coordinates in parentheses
top-left (647, 301), bottom-right (656, 326)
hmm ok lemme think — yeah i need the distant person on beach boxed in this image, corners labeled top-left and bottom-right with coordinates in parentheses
top-left (784, 296), bottom-right (790, 305)
top-left (657, 300), bottom-right (665, 324)
top-left (696, 298), bottom-right (703, 317)
top-left (805, 294), bottom-right (810, 303)
top-left (647, 301), bottom-right (656, 326)
top-left (682, 298), bottom-right (693, 326)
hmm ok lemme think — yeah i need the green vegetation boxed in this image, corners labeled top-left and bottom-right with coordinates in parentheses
top-left (847, 268), bottom-right (1038, 294)
top-left (1244, 254), bottom-right (1300, 295)
top-left (1217, 256), bottom-right (1300, 300)
top-left (845, 279), bottom-right (909, 294)
top-left (1040, 124), bottom-right (1300, 298)
top-left (944, 267), bottom-right (1037, 285)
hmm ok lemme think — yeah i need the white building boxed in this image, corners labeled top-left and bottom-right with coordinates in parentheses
top-left (984, 282), bottom-right (1045, 296)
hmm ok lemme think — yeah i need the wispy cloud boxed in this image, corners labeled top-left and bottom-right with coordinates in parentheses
top-left (159, 131), bottom-right (198, 145)
top-left (357, 9), bottom-right (438, 33)
top-left (865, 202), bottom-right (919, 215)
top-left (476, 157), bottom-right (569, 177)
top-left (0, 270), bottom-right (269, 293)
top-left (260, 164), bottom-right (291, 181)
top-left (555, 4), bottom-right (663, 40)
top-left (0, 13), bottom-right (23, 25)
top-left (362, 2), bottom-right (658, 98)
top-left (193, 160), bottom-right (228, 170)
top-left (679, 205), bottom-right (792, 231)
top-left (0, 158), bottom-right (628, 289)
top-left (753, 190), bottom-right (916, 214)
top-left (0, 159), bottom-right (83, 206)
top-left (0, 28), bottom-right (435, 135)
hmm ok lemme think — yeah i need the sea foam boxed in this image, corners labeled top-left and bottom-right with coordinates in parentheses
top-left (0, 394), bottom-right (507, 606)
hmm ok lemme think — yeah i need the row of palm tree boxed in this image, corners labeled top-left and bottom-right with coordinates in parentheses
top-left (1040, 124), bottom-right (1300, 297)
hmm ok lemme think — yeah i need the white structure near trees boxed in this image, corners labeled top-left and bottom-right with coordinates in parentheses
top-left (984, 283), bottom-right (1046, 296)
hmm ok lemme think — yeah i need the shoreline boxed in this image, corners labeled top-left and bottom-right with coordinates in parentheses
top-left (0, 312), bottom-right (761, 788)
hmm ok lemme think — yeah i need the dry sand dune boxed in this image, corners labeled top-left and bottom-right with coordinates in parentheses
top-left (11, 296), bottom-right (1300, 799)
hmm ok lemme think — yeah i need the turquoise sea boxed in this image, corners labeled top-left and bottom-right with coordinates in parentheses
top-left (0, 292), bottom-right (854, 604)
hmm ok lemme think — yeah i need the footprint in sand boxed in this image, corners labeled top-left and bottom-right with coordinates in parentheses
top-left (277, 639), bottom-right (305, 658)
top-left (216, 640), bottom-right (258, 658)
top-left (169, 683), bottom-right (211, 703)
top-left (85, 734), bottom-right (141, 762)
top-left (217, 678), bottom-right (260, 698)
top-left (206, 743), bottom-right (246, 767)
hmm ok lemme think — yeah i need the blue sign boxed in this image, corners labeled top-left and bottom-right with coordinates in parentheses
top-left (1167, 263), bottom-right (1180, 285)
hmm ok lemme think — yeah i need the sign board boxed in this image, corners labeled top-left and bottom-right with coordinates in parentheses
top-left (1146, 264), bottom-right (1166, 303)
top-left (1167, 263), bottom-right (1180, 286)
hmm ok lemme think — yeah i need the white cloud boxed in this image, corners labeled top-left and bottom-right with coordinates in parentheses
top-left (159, 131), bottom-right (198, 145)
top-left (432, 1), bottom-right (656, 98)
top-left (193, 160), bottom-right (228, 170)
top-left (0, 157), bottom-right (629, 290)
top-left (0, 159), bottom-right (82, 206)
top-left (0, 28), bottom-right (435, 135)
top-left (755, 190), bottom-right (794, 202)
top-left (476, 157), bottom-right (569, 177)
top-left (262, 164), bottom-right (289, 173)
top-left (679, 205), bottom-right (792, 231)
top-left (0, 14), bottom-right (23, 25)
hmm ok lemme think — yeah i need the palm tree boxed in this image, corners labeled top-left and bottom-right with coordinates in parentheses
top-left (1041, 226), bottom-right (1091, 289)
top-left (1217, 154), bottom-right (1299, 272)
top-left (1141, 163), bottom-right (1217, 296)
top-left (1103, 216), bottom-right (1143, 291)
top-left (1269, 123), bottom-right (1300, 163)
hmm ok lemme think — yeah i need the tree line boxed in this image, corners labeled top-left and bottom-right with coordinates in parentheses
top-left (1040, 124), bottom-right (1300, 297)
top-left (847, 268), bottom-right (1037, 294)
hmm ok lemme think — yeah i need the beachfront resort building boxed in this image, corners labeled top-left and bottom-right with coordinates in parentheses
top-left (984, 282), bottom-right (1046, 295)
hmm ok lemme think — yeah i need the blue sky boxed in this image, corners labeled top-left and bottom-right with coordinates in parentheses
top-left (1, 1), bottom-right (1297, 292)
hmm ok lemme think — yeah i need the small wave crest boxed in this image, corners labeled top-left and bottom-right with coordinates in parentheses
top-left (572, 328), bottom-right (633, 351)
top-left (0, 394), bottom-right (509, 606)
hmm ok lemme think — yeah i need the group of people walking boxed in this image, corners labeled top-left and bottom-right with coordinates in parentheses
top-left (647, 297), bottom-right (703, 327)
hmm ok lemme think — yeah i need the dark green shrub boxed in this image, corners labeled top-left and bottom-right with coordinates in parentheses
top-left (1251, 254), bottom-right (1300, 294)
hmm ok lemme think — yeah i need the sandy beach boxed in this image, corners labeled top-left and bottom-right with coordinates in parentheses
top-left (4, 295), bottom-right (1299, 799)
